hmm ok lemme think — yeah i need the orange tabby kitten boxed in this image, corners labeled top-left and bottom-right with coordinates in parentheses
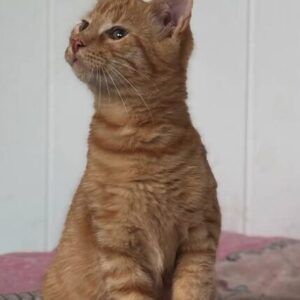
top-left (42, 0), bottom-right (221, 299)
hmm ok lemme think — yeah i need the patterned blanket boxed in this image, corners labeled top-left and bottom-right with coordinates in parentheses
top-left (217, 239), bottom-right (300, 299)
top-left (1, 234), bottom-right (300, 299)
top-left (0, 293), bottom-right (39, 300)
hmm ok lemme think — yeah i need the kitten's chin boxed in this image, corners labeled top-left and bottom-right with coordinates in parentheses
top-left (65, 47), bottom-right (76, 66)
top-left (65, 49), bottom-right (91, 82)
top-left (72, 65), bottom-right (92, 83)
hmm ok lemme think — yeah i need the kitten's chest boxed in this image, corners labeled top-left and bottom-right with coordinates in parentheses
top-left (87, 148), bottom-right (201, 202)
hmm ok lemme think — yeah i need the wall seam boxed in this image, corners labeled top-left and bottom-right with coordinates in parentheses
top-left (45, 0), bottom-right (54, 251)
top-left (243, 0), bottom-right (255, 234)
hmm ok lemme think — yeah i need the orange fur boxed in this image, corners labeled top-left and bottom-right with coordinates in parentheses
top-left (42, 0), bottom-right (221, 299)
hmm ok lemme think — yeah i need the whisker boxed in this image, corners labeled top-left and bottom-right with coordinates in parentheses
top-left (87, 62), bottom-right (95, 83)
top-left (105, 68), bottom-right (129, 114)
top-left (111, 61), bottom-right (159, 93)
top-left (96, 68), bottom-right (102, 110)
top-left (102, 68), bottom-right (111, 103)
top-left (93, 65), bottom-right (98, 109)
top-left (109, 65), bottom-right (153, 121)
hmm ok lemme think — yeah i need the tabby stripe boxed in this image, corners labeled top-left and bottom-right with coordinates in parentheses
top-left (111, 283), bottom-right (154, 298)
top-left (91, 131), bottom-right (181, 157)
top-left (114, 55), bottom-right (139, 72)
top-left (93, 114), bottom-right (124, 130)
top-left (98, 245), bottom-right (132, 259)
top-left (133, 36), bottom-right (157, 73)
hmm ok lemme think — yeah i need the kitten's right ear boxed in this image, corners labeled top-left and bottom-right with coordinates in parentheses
top-left (151, 0), bottom-right (193, 38)
top-left (167, 0), bottom-right (193, 37)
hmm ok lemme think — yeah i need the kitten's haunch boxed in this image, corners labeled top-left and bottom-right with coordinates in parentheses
top-left (42, 0), bottom-right (221, 299)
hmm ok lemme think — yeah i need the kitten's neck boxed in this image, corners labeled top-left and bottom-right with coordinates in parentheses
top-left (90, 73), bottom-right (190, 127)
top-left (86, 76), bottom-right (192, 157)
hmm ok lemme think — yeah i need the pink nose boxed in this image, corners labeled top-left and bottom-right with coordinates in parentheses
top-left (71, 38), bottom-right (85, 54)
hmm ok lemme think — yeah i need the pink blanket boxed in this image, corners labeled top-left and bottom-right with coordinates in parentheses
top-left (1, 232), bottom-right (299, 299)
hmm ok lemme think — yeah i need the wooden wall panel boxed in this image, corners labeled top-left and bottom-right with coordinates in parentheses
top-left (47, 0), bottom-right (95, 249)
top-left (0, 0), bottom-right (48, 252)
top-left (190, 0), bottom-right (248, 232)
top-left (246, 0), bottom-right (300, 238)
top-left (1, 0), bottom-right (300, 253)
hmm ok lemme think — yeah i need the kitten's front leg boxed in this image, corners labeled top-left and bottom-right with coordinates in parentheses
top-left (172, 223), bottom-right (220, 300)
top-left (93, 221), bottom-right (161, 300)
top-left (99, 249), bottom-right (157, 300)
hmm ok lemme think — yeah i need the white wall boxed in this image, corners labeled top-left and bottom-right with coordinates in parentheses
top-left (0, 0), bottom-right (300, 254)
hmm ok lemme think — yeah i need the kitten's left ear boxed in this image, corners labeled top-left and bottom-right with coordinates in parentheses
top-left (167, 0), bottom-right (193, 37)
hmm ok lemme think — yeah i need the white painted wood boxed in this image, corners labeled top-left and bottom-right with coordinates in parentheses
top-left (47, 0), bottom-right (95, 250)
top-left (246, 0), bottom-right (300, 238)
top-left (1, 0), bottom-right (300, 253)
top-left (190, 0), bottom-right (248, 232)
top-left (0, 0), bottom-right (48, 253)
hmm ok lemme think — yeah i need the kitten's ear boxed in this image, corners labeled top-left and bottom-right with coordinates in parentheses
top-left (167, 0), bottom-right (193, 36)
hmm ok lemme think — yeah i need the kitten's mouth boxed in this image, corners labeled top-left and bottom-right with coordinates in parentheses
top-left (66, 47), bottom-right (96, 79)
top-left (71, 55), bottom-right (85, 70)
top-left (65, 46), bottom-right (82, 68)
top-left (72, 57), bottom-right (79, 65)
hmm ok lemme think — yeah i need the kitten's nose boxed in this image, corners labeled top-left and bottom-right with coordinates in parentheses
top-left (71, 38), bottom-right (85, 54)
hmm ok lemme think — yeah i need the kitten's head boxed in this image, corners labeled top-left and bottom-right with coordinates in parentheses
top-left (65, 0), bottom-right (194, 90)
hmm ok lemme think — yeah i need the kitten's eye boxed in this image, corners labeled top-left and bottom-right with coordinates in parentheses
top-left (107, 27), bottom-right (128, 40)
top-left (79, 20), bottom-right (89, 32)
